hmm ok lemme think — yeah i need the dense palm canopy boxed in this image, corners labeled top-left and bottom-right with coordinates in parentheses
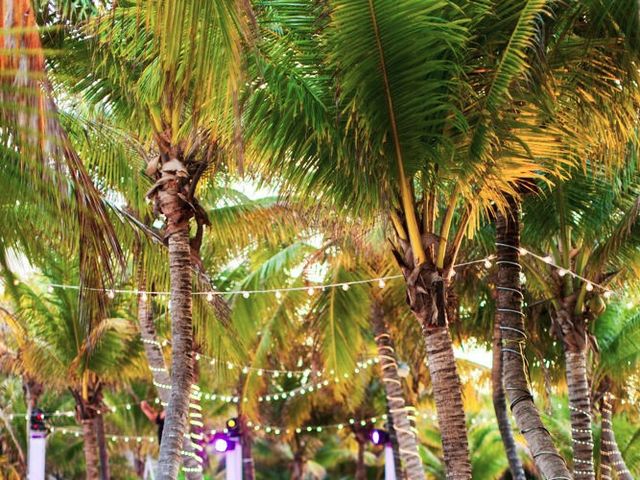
top-left (1, 0), bottom-right (640, 479)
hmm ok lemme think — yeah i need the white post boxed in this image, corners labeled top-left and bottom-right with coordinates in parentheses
top-left (225, 437), bottom-right (243, 480)
top-left (384, 444), bottom-right (396, 480)
top-left (27, 430), bottom-right (46, 480)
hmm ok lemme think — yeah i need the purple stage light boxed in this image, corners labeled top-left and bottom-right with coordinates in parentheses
top-left (211, 433), bottom-right (236, 452)
top-left (369, 429), bottom-right (389, 446)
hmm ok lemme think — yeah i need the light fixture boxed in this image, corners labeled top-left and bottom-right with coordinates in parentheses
top-left (341, 284), bottom-right (350, 291)
top-left (242, 291), bottom-right (250, 299)
top-left (378, 279), bottom-right (386, 288)
top-left (369, 429), bottom-right (389, 446)
top-left (558, 268), bottom-right (568, 277)
top-left (483, 259), bottom-right (492, 269)
top-left (397, 361), bottom-right (410, 378)
top-left (307, 287), bottom-right (314, 295)
top-left (206, 292), bottom-right (213, 301)
top-left (542, 255), bottom-right (553, 264)
top-left (585, 282), bottom-right (594, 292)
top-left (211, 433), bottom-right (236, 453)
top-left (275, 290), bottom-right (282, 299)
top-left (107, 289), bottom-right (115, 299)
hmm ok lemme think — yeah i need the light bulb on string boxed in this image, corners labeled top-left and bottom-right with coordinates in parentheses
top-left (558, 268), bottom-right (568, 277)
top-left (518, 247), bottom-right (528, 256)
top-left (107, 289), bottom-right (115, 299)
top-left (275, 290), bottom-right (282, 300)
top-left (206, 292), bottom-right (213, 302)
top-left (483, 258), bottom-right (492, 269)
top-left (47, 285), bottom-right (54, 293)
top-left (586, 282), bottom-right (594, 292)
top-left (542, 255), bottom-right (553, 264)
top-left (141, 292), bottom-right (148, 301)
top-left (378, 279), bottom-right (386, 288)
top-left (242, 291), bottom-right (250, 299)
top-left (341, 284), bottom-right (349, 291)
top-left (307, 287), bottom-right (314, 296)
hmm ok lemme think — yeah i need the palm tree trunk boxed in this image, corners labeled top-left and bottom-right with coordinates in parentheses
top-left (564, 349), bottom-right (595, 479)
top-left (600, 393), bottom-right (632, 480)
top-left (157, 227), bottom-right (195, 479)
top-left (81, 418), bottom-right (101, 480)
top-left (491, 316), bottom-right (525, 480)
top-left (238, 414), bottom-right (255, 480)
top-left (371, 302), bottom-right (425, 480)
top-left (355, 437), bottom-right (366, 480)
top-left (495, 197), bottom-right (572, 480)
top-left (394, 244), bottom-right (471, 478)
top-left (94, 413), bottom-right (110, 480)
top-left (421, 325), bottom-right (471, 480)
top-left (137, 274), bottom-right (202, 480)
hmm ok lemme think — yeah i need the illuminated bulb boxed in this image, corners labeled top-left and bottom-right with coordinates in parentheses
top-left (275, 290), bottom-right (282, 299)
top-left (337, 424), bottom-right (343, 430)
top-left (307, 287), bottom-right (314, 295)
top-left (558, 268), bottom-right (568, 277)
top-left (585, 282), bottom-right (594, 292)
top-left (296, 428), bottom-right (302, 433)
top-left (273, 371), bottom-right (280, 378)
top-left (107, 289), bottom-right (115, 299)
top-left (378, 279), bottom-right (386, 288)
top-left (12, 279), bottom-right (19, 286)
top-left (242, 367), bottom-right (249, 374)
top-left (242, 291), bottom-right (250, 299)
top-left (341, 284), bottom-right (349, 291)
top-left (47, 285), bottom-right (54, 293)
top-left (126, 404), bottom-right (131, 410)
top-left (141, 292), bottom-right (148, 301)
top-left (287, 372), bottom-right (293, 379)
top-left (518, 247), bottom-right (528, 256)
top-left (542, 255), bottom-right (553, 264)
top-left (484, 259), bottom-right (492, 268)
top-left (195, 353), bottom-right (201, 361)
top-left (206, 292), bottom-right (213, 301)
top-left (257, 369), bottom-right (263, 376)
top-left (162, 340), bottom-right (169, 347)
top-left (227, 362), bottom-right (234, 370)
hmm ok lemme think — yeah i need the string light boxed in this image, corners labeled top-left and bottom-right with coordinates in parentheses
top-left (31, 254), bottom-right (501, 300)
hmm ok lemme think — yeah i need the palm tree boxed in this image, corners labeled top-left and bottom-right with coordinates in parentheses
top-left (521, 164), bottom-right (640, 478)
top-left (49, 4), bottom-right (249, 474)
top-left (592, 303), bottom-right (640, 479)
top-left (1, 258), bottom-right (145, 479)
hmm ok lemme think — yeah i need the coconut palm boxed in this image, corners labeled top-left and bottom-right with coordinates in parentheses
top-left (592, 303), bottom-right (640, 479)
top-left (521, 162), bottom-right (640, 478)
top-left (244, 1), bottom-right (619, 475)
top-left (0, 257), bottom-right (146, 479)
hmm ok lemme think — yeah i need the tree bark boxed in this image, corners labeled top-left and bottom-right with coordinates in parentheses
top-left (356, 437), bottom-right (366, 480)
top-left (138, 274), bottom-right (202, 479)
top-left (564, 349), bottom-right (595, 479)
top-left (157, 228), bottom-right (195, 479)
top-left (495, 198), bottom-right (572, 480)
top-left (81, 418), bottom-right (101, 480)
top-left (94, 413), bottom-right (110, 480)
top-left (600, 394), bottom-right (632, 480)
top-left (491, 316), bottom-right (526, 480)
top-left (422, 326), bottom-right (471, 480)
top-left (393, 237), bottom-right (472, 478)
top-left (239, 415), bottom-right (256, 480)
top-left (371, 302), bottom-right (425, 480)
